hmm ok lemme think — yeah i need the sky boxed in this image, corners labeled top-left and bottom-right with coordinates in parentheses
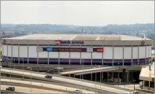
top-left (1, 1), bottom-right (154, 26)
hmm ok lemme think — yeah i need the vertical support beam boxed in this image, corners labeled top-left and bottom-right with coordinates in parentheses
top-left (143, 81), bottom-right (145, 89)
top-left (58, 43), bottom-right (60, 74)
top-left (145, 41), bottom-right (147, 65)
top-left (27, 41), bottom-right (29, 64)
top-left (37, 40), bottom-right (39, 71)
top-left (18, 44), bottom-right (19, 64)
top-left (102, 41), bottom-right (103, 66)
top-left (69, 43), bottom-right (71, 66)
top-left (102, 72), bottom-right (104, 82)
top-left (80, 44), bottom-right (82, 79)
top-left (131, 41), bottom-right (133, 65)
top-left (91, 42), bottom-right (93, 81)
top-left (112, 72), bottom-right (114, 82)
top-left (112, 42), bottom-right (114, 66)
top-left (138, 45), bottom-right (139, 65)
top-left (107, 72), bottom-right (109, 82)
top-left (7, 43), bottom-right (8, 61)
top-left (123, 42), bottom-right (124, 66)
top-left (11, 42), bottom-right (13, 67)
top-left (118, 71), bottom-right (119, 83)
top-left (127, 70), bottom-right (129, 83)
top-left (148, 81), bottom-right (150, 90)
top-left (48, 41), bottom-right (49, 65)
top-left (95, 73), bottom-right (97, 82)
top-left (100, 72), bottom-right (102, 83)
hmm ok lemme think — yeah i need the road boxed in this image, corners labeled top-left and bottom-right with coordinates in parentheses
top-left (1, 78), bottom-right (94, 94)
top-left (1, 84), bottom-right (66, 94)
top-left (61, 66), bottom-right (118, 75)
top-left (1, 67), bottom-right (130, 94)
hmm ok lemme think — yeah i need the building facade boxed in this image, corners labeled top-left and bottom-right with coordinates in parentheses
top-left (2, 34), bottom-right (152, 66)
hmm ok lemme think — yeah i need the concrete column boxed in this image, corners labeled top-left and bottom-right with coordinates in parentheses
top-left (112, 72), bottom-right (114, 82)
top-left (148, 81), bottom-right (150, 90)
top-left (145, 43), bottom-right (147, 65)
top-left (143, 81), bottom-right (145, 89)
top-left (47, 42), bottom-right (49, 65)
top-left (18, 44), bottom-right (19, 64)
top-left (138, 45), bottom-right (139, 65)
top-left (123, 43), bottom-right (124, 66)
top-left (112, 45), bottom-right (114, 66)
top-left (91, 73), bottom-right (92, 81)
top-left (37, 41), bottom-right (39, 72)
top-left (107, 72), bottom-right (109, 82)
top-left (131, 41), bottom-right (133, 65)
top-left (126, 70), bottom-right (129, 83)
top-left (95, 73), bottom-right (96, 82)
top-left (100, 72), bottom-right (102, 83)
top-left (27, 41), bottom-right (29, 64)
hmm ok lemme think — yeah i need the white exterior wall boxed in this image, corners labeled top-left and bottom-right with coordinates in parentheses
top-left (3, 45), bottom-right (7, 56)
top-left (38, 52), bottom-right (48, 58)
top-left (139, 47), bottom-right (145, 58)
top-left (124, 47), bottom-right (131, 59)
top-left (133, 47), bottom-right (138, 59)
top-left (70, 52), bottom-right (80, 59)
top-left (49, 52), bottom-right (58, 58)
top-left (92, 52), bottom-right (102, 59)
top-left (29, 46), bottom-right (37, 58)
top-left (81, 52), bottom-right (91, 59)
top-left (148, 46), bottom-right (151, 57)
top-left (103, 47), bottom-right (113, 59)
top-left (60, 52), bottom-right (69, 58)
top-left (19, 46), bottom-right (27, 58)
top-left (114, 47), bottom-right (123, 59)
top-left (13, 46), bottom-right (18, 57)
top-left (2, 45), bottom-right (151, 59)
top-left (8, 45), bottom-right (11, 57)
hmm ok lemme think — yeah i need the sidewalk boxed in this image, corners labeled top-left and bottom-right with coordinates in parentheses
top-left (113, 84), bottom-right (154, 93)
top-left (114, 84), bottom-right (140, 90)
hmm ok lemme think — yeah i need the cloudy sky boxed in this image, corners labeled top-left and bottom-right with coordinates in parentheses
top-left (1, 1), bottom-right (154, 26)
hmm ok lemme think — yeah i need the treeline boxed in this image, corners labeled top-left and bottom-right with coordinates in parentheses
top-left (1, 23), bottom-right (155, 40)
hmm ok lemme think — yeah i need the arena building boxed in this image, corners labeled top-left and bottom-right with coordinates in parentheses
top-left (1, 34), bottom-right (153, 82)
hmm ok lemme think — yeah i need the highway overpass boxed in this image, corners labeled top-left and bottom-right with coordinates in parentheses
top-left (1, 67), bottom-right (130, 94)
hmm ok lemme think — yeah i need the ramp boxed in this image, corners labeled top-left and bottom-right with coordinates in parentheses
top-left (139, 62), bottom-right (155, 82)
top-left (61, 66), bottom-right (120, 75)
top-left (1, 67), bottom-right (130, 94)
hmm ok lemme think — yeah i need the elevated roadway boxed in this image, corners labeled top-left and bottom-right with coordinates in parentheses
top-left (1, 67), bottom-right (130, 94)
top-left (61, 66), bottom-right (119, 75)
top-left (1, 78), bottom-right (93, 94)
top-left (1, 84), bottom-right (66, 94)
top-left (139, 62), bottom-right (155, 81)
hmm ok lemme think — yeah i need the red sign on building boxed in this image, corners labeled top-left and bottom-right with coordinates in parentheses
top-left (141, 41), bottom-right (145, 45)
top-left (54, 40), bottom-right (60, 45)
top-left (93, 48), bottom-right (104, 53)
top-left (96, 48), bottom-right (104, 52)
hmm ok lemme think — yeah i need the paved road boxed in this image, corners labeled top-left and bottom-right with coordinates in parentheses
top-left (1, 84), bottom-right (66, 94)
top-left (1, 67), bottom-right (130, 94)
top-left (61, 66), bottom-right (118, 75)
top-left (1, 78), bottom-right (94, 94)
